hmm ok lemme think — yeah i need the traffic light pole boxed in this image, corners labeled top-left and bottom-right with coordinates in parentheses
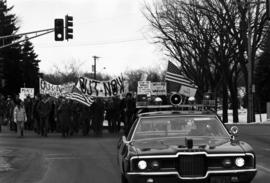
top-left (1, 15), bottom-right (73, 48)
top-left (0, 28), bottom-right (54, 49)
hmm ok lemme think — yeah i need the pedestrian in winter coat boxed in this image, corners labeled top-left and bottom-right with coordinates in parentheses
top-left (0, 95), bottom-right (5, 132)
top-left (123, 93), bottom-right (136, 136)
top-left (13, 100), bottom-right (27, 137)
top-left (37, 94), bottom-right (51, 137)
top-left (32, 95), bottom-right (41, 134)
top-left (57, 97), bottom-right (72, 137)
top-left (91, 98), bottom-right (104, 137)
top-left (6, 96), bottom-right (16, 131)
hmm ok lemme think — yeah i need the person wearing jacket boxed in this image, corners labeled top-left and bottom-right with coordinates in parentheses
top-left (37, 94), bottom-right (51, 137)
top-left (13, 99), bottom-right (27, 137)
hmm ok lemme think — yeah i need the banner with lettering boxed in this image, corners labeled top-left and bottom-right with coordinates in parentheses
top-left (75, 76), bottom-right (127, 97)
top-left (39, 78), bottom-right (75, 98)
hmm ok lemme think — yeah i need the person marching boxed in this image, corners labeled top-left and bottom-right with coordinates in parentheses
top-left (13, 99), bottom-right (27, 137)
top-left (57, 97), bottom-right (71, 137)
top-left (91, 98), bottom-right (105, 137)
top-left (37, 94), bottom-right (51, 137)
top-left (123, 93), bottom-right (136, 136)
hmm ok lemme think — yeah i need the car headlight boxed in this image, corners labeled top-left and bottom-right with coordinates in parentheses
top-left (235, 157), bottom-right (245, 167)
top-left (138, 160), bottom-right (147, 170)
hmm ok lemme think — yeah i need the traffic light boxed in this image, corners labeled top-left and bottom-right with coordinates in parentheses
top-left (54, 19), bottom-right (64, 41)
top-left (65, 15), bottom-right (73, 40)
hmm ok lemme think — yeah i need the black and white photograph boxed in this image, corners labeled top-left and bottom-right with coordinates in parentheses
top-left (0, 0), bottom-right (270, 183)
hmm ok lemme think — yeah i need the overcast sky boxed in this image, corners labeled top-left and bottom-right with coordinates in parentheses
top-left (7, 0), bottom-right (167, 76)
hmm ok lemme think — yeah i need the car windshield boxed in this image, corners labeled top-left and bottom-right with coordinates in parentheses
top-left (132, 115), bottom-right (229, 141)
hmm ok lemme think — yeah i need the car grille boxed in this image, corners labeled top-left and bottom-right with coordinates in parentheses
top-left (178, 155), bottom-right (206, 177)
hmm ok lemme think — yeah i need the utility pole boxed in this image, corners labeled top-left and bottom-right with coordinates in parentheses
top-left (92, 56), bottom-right (99, 80)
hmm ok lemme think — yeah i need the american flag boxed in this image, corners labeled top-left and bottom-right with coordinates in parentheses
top-left (165, 61), bottom-right (198, 93)
top-left (65, 87), bottom-right (94, 107)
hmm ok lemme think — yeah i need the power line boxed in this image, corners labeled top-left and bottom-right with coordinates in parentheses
top-left (35, 37), bottom-right (147, 48)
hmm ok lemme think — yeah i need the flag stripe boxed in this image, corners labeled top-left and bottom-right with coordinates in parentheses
top-left (70, 94), bottom-right (93, 107)
top-left (165, 78), bottom-right (198, 89)
top-left (165, 74), bottom-right (196, 87)
top-left (165, 61), bottom-right (198, 93)
top-left (166, 71), bottom-right (193, 82)
top-left (165, 61), bottom-right (198, 88)
top-left (65, 87), bottom-right (94, 107)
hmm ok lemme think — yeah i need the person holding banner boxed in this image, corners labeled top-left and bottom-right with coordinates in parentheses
top-left (13, 99), bottom-right (27, 137)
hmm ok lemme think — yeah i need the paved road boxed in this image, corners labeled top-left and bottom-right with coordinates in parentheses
top-left (0, 127), bottom-right (121, 183)
top-left (226, 124), bottom-right (270, 183)
top-left (0, 124), bottom-right (269, 183)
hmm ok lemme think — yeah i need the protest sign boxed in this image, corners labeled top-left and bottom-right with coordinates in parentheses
top-left (151, 82), bottom-right (167, 96)
top-left (137, 81), bottom-right (151, 96)
top-left (179, 85), bottom-right (197, 97)
top-left (19, 88), bottom-right (34, 101)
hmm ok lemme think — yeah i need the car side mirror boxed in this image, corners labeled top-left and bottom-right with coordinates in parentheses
top-left (230, 126), bottom-right (239, 141)
top-left (230, 126), bottom-right (239, 135)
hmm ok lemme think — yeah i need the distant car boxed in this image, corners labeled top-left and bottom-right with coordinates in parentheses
top-left (117, 107), bottom-right (257, 183)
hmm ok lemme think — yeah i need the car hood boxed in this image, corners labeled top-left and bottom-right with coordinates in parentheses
top-left (131, 137), bottom-right (246, 156)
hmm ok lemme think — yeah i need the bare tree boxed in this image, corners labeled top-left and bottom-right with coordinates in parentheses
top-left (144, 0), bottom-right (268, 122)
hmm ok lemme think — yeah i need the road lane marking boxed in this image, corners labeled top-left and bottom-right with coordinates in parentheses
top-left (45, 153), bottom-right (74, 156)
top-left (257, 164), bottom-right (270, 173)
top-left (263, 148), bottom-right (270, 151)
top-left (45, 157), bottom-right (80, 160)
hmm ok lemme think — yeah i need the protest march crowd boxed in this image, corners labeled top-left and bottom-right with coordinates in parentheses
top-left (0, 93), bottom-right (136, 138)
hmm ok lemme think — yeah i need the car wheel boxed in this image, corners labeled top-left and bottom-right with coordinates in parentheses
top-left (121, 174), bottom-right (128, 183)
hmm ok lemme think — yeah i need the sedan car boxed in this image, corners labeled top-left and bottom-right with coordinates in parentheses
top-left (117, 110), bottom-right (257, 183)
